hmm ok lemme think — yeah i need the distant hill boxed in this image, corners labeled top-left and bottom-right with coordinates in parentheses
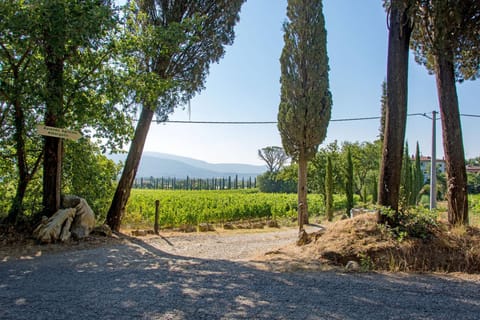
top-left (108, 151), bottom-right (266, 179)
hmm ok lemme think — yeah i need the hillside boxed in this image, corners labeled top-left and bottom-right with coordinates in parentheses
top-left (109, 152), bottom-right (266, 179)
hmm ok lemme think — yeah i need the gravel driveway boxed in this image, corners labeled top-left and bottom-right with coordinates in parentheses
top-left (1, 228), bottom-right (479, 319)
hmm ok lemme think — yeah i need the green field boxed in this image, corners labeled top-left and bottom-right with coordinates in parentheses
top-left (123, 189), bottom-right (331, 228)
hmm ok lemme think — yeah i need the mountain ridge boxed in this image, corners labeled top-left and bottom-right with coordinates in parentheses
top-left (108, 151), bottom-right (266, 179)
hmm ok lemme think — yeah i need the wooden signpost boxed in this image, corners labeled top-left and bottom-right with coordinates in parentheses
top-left (37, 125), bottom-right (82, 214)
top-left (36, 125), bottom-right (82, 141)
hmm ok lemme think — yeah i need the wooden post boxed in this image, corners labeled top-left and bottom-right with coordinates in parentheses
top-left (154, 200), bottom-right (160, 235)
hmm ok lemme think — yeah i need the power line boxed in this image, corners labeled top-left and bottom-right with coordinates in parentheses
top-left (142, 112), bottom-right (480, 125)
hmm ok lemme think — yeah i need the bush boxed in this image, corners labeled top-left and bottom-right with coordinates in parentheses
top-left (257, 172), bottom-right (296, 193)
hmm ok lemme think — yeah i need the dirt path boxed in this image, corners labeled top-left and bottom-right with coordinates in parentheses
top-left (1, 227), bottom-right (480, 319)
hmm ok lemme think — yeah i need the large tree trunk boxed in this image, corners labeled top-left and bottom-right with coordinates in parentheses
top-left (106, 106), bottom-right (154, 231)
top-left (297, 154), bottom-right (309, 230)
top-left (377, 0), bottom-right (412, 225)
top-left (435, 53), bottom-right (468, 225)
top-left (42, 58), bottom-right (64, 218)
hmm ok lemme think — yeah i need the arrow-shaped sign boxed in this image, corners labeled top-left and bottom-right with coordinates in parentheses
top-left (36, 125), bottom-right (82, 141)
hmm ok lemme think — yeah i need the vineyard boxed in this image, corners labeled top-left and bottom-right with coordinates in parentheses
top-left (123, 189), bottom-right (341, 228)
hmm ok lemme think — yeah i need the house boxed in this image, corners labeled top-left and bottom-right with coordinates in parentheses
top-left (413, 156), bottom-right (446, 182)
top-left (466, 165), bottom-right (480, 174)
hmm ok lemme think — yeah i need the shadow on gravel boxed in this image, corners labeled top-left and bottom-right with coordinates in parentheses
top-left (1, 236), bottom-right (480, 320)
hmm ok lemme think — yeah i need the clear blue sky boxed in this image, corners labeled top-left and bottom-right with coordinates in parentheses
top-left (140, 0), bottom-right (479, 165)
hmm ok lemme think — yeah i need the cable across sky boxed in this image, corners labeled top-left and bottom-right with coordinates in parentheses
top-left (150, 112), bottom-right (480, 125)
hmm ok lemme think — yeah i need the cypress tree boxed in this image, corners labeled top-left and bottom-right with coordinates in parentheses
top-left (325, 156), bottom-right (334, 221)
top-left (278, 0), bottom-right (332, 230)
top-left (345, 147), bottom-right (354, 216)
top-left (413, 142), bottom-right (424, 204)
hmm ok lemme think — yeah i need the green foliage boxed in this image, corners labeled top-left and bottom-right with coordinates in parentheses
top-left (62, 140), bottom-right (121, 221)
top-left (325, 155), bottom-right (333, 221)
top-left (400, 142), bottom-right (425, 207)
top-left (345, 147), bottom-right (354, 214)
top-left (278, 0), bottom-right (332, 161)
top-left (411, 0), bottom-right (480, 82)
top-left (124, 189), bottom-right (325, 228)
top-left (379, 80), bottom-right (387, 142)
top-left (379, 206), bottom-right (438, 240)
top-left (257, 172), bottom-right (296, 193)
top-left (342, 141), bottom-right (381, 203)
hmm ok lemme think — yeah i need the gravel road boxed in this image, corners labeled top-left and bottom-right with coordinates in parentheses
top-left (1, 228), bottom-right (480, 319)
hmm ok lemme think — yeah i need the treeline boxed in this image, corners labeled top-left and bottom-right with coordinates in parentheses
top-left (133, 176), bottom-right (257, 190)
top-left (257, 140), bottom-right (432, 211)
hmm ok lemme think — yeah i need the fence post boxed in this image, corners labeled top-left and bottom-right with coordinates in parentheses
top-left (154, 200), bottom-right (160, 235)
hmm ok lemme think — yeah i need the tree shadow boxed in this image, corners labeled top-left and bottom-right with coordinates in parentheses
top-left (1, 235), bottom-right (480, 319)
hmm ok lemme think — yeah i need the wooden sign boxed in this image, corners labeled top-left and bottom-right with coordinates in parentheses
top-left (36, 125), bottom-right (82, 141)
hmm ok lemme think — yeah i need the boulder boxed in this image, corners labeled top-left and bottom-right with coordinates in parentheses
top-left (33, 208), bottom-right (77, 244)
top-left (70, 198), bottom-right (95, 239)
top-left (33, 196), bottom-right (96, 243)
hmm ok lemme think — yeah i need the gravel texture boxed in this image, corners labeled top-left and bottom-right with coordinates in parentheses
top-left (1, 228), bottom-right (480, 319)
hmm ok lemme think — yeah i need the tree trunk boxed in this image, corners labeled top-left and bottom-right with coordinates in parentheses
top-left (42, 57), bottom-right (64, 218)
top-left (7, 80), bottom-right (28, 223)
top-left (297, 154), bottom-right (309, 230)
top-left (106, 106), bottom-right (154, 232)
top-left (377, 1), bottom-right (412, 225)
top-left (435, 53), bottom-right (468, 225)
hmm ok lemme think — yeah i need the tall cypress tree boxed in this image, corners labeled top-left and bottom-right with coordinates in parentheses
top-left (278, 0), bottom-right (332, 231)
top-left (325, 155), bottom-right (334, 221)
top-left (345, 147), bottom-right (354, 216)
top-left (413, 142), bottom-right (424, 204)
top-left (377, 0), bottom-right (413, 225)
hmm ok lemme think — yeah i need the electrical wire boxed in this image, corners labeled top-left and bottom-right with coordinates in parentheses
top-left (134, 112), bottom-right (480, 125)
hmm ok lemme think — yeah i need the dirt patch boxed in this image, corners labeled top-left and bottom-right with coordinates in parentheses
top-left (260, 214), bottom-right (480, 273)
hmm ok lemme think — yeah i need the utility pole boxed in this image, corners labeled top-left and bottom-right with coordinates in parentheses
top-left (430, 110), bottom-right (437, 210)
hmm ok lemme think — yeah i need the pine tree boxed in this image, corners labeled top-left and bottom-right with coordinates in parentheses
top-left (278, 0), bottom-right (332, 230)
top-left (106, 0), bottom-right (246, 231)
top-left (411, 0), bottom-right (479, 225)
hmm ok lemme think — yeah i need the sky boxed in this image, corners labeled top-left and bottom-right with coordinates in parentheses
top-left (139, 0), bottom-right (479, 166)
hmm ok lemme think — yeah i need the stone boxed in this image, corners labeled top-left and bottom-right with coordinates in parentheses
top-left (223, 222), bottom-right (235, 230)
top-left (296, 229), bottom-right (311, 246)
top-left (132, 230), bottom-right (148, 237)
top-left (251, 222), bottom-right (265, 229)
top-left (345, 260), bottom-right (360, 271)
top-left (267, 220), bottom-right (280, 228)
top-left (33, 208), bottom-right (77, 244)
top-left (91, 224), bottom-right (112, 237)
top-left (33, 195), bottom-right (96, 243)
top-left (70, 198), bottom-right (95, 239)
top-left (198, 223), bottom-right (215, 232)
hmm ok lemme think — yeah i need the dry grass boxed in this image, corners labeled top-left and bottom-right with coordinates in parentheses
top-left (296, 214), bottom-right (480, 273)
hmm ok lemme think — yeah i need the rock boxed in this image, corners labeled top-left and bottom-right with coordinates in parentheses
top-left (91, 224), bottom-right (112, 237)
top-left (223, 223), bottom-right (235, 230)
top-left (179, 225), bottom-right (196, 233)
top-left (70, 198), bottom-right (95, 239)
top-left (198, 223), bottom-right (215, 232)
top-left (296, 229), bottom-right (311, 246)
top-left (33, 208), bottom-right (77, 244)
top-left (267, 220), bottom-right (280, 228)
top-left (345, 260), bottom-right (360, 271)
top-left (251, 222), bottom-right (265, 229)
top-left (132, 230), bottom-right (148, 237)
